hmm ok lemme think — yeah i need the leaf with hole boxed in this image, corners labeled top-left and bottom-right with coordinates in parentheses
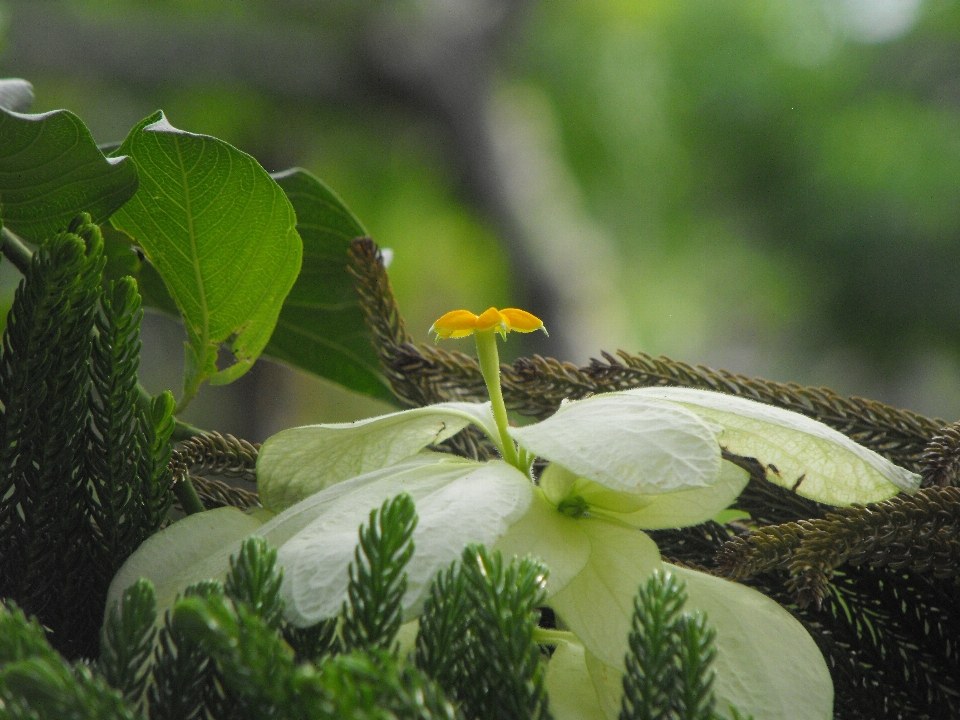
top-left (110, 111), bottom-right (302, 406)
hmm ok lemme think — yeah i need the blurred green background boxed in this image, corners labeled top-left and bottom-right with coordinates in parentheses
top-left (4, 0), bottom-right (960, 439)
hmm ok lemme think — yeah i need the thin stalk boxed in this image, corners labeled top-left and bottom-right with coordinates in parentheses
top-left (173, 474), bottom-right (206, 515)
top-left (1, 226), bottom-right (34, 274)
top-left (474, 328), bottom-right (520, 468)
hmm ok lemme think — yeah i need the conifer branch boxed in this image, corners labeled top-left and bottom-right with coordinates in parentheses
top-left (97, 579), bottom-right (157, 713)
top-left (341, 493), bottom-right (417, 653)
top-left (349, 237), bottom-right (943, 472)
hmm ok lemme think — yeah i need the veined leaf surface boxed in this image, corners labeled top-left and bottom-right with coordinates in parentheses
top-left (267, 169), bottom-right (394, 402)
top-left (0, 108), bottom-right (138, 241)
top-left (111, 111), bottom-right (302, 404)
top-left (257, 401), bottom-right (499, 511)
top-left (629, 387), bottom-right (920, 505)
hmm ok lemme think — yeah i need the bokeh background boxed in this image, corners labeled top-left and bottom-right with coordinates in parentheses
top-left (4, 0), bottom-right (960, 440)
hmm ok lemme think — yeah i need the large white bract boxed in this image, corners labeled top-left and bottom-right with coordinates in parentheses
top-left (109, 385), bottom-right (920, 719)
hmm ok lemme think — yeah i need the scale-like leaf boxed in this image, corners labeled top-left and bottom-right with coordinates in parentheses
top-left (629, 387), bottom-right (920, 505)
top-left (267, 169), bottom-right (393, 402)
top-left (110, 111), bottom-right (302, 404)
top-left (0, 108), bottom-right (138, 241)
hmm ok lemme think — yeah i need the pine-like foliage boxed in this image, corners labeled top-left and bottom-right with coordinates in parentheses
top-left (348, 235), bottom-right (960, 719)
top-left (416, 546), bottom-right (551, 720)
top-left (96, 579), bottom-right (157, 714)
top-left (341, 493), bottom-right (417, 653)
top-left (0, 600), bottom-right (135, 720)
top-left (0, 215), bottom-right (175, 660)
top-left (0, 227), bottom-right (104, 658)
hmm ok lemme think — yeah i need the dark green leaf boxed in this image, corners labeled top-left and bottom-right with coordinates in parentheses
top-left (267, 168), bottom-right (393, 403)
top-left (110, 111), bottom-right (302, 406)
top-left (0, 108), bottom-right (138, 242)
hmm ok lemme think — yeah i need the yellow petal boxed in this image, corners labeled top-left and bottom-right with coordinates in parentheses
top-left (429, 309), bottom-right (479, 338)
top-left (475, 306), bottom-right (507, 331)
top-left (500, 307), bottom-right (546, 334)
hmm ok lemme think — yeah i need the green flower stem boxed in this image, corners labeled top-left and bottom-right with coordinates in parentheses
top-left (532, 627), bottom-right (578, 646)
top-left (1, 226), bottom-right (35, 275)
top-left (474, 328), bottom-right (521, 469)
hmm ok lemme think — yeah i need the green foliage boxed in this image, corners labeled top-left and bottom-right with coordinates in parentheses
top-left (110, 110), bottom-right (303, 404)
top-left (620, 571), bottom-right (718, 720)
top-left (96, 579), bottom-right (157, 713)
top-left (417, 546), bottom-right (551, 720)
top-left (0, 600), bottom-right (135, 720)
top-left (0, 108), bottom-right (139, 243)
top-left (0, 217), bottom-right (174, 659)
top-left (268, 168), bottom-right (394, 403)
top-left (223, 536), bottom-right (286, 631)
top-left (341, 493), bottom-right (417, 653)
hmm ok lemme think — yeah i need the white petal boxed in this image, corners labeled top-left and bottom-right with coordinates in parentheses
top-left (277, 459), bottom-right (533, 626)
top-left (629, 387), bottom-right (920, 505)
top-left (547, 519), bottom-right (662, 669)
top-left (509, 394), bottom-right (722, 494)
top-left (257, 401), bottom-right (500, 511)
top-left (106, 507), bottom-right (267, 620)
top-left (612, 459), bottom-right (750, 529)
top-left (494, 488), bottom-right (591, 598)
top-left (669, 565), bottom-right (833, 720)
top-left (545, 640), bottom-right (609, 720)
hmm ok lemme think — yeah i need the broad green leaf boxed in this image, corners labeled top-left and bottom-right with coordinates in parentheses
top-left (266, 169), bottom-right (394, 402)
top-left (105, 507), bottom-right (266, 619)
top-left (257, 401), bottom-right (500, 511)
top-left (544, 640), bottom-right (608, 720)
top-left (510, 393), bottom-right (722, 494)
top-left (110, 111), bottom-right (302, 403)
top-left (494, 488), bottom-right (591, 597)
top-left (275, 458), bottom-right (532, 626)
top-left (0, 79), bottom-right (34, 112)
top-left (0, 108), bottom-right (138, 241)
top-left (547, 519), bottom-right (662, 670)
top-left (669, 565), bottom-right (833, 720)
top-left (100, 223), bottom-right (179, 315)
top-left (629, 387), bottom-right (921, 505)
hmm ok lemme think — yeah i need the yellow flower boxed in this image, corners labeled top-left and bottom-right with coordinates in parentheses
top-left (430, 307), bottom-right (547, 340)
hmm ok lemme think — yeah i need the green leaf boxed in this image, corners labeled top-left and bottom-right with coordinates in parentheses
top-left (667, 565), bottom-right (833, 720)
top-left (110, 111), bottom-right (302, 405)
top-left (267, 168), bottom-right (394, 402)
top-left (628, 387), bottom-right (921, 505)
top-left (257, 401), bottom-right (499, 511)
top-left (510, 393), bottom-right (722, 494)
top-left (100, 223), bottom-right (179, 316)
top-left (0, 108), bottom-right (138, 242)
top-left (547, 519), bottom-right (662, 670)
